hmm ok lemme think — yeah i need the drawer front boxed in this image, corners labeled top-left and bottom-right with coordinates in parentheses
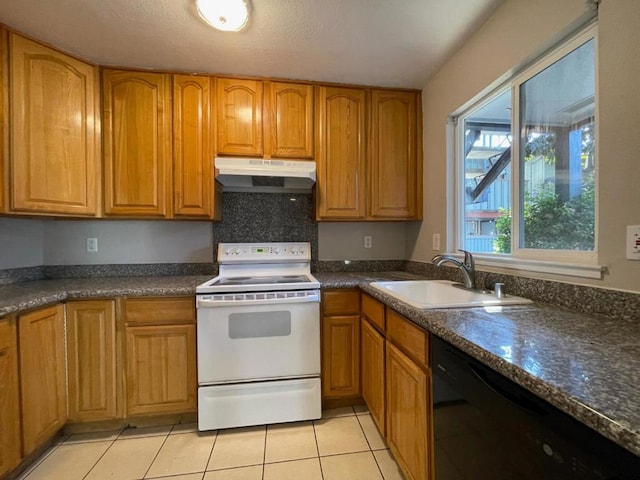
top-left (361, 294), bottom-right (385, 332)
top-left (124, 297), bottom-right (195, 326)
top-left (322, 290), bottom-right (360, 316)
top-left (386, 308), bottom-right (429, 367)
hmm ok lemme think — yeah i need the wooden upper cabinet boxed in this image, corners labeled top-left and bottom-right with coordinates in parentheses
top-left (369, 90), bottom-right (420, 219)
top-left (102, 69), bottom-right (172, 217)
top-left (216, 77), bottom-right (263, 156)
top-left (9, 33), bottom-right (99, 216)
top-left (173, 75), bottom-right (220, 219)
top-left (316, 86), bottom-right (367, 219)
top-left (264, 81), bottom-right (313, 158)
top-left (18, 305), bottom-right (67, 456)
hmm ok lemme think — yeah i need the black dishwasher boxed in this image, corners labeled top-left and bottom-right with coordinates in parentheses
top-left (431, 336), bottom-right (640, 480)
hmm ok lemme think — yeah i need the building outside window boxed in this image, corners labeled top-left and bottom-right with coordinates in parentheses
top-left (455, 25), bottom-right (596, 267)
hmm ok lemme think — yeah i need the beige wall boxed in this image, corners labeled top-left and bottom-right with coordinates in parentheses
top-left (412, 0), bottom-right (640, 293)
top-left (42, 220), bottom-right (213, 265)
top-left (318, 222), bottom-right (407, 260)
top-left (0, 217), bottom-right (44, 269)
top-left (0, 218), bottom-right (213, 268)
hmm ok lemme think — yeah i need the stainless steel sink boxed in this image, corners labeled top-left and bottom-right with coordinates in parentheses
top-left (369, 280), bottom-right (532, 309)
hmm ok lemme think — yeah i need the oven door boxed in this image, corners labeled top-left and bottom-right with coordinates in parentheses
top-left (196, 296), bottom-right (320, 385)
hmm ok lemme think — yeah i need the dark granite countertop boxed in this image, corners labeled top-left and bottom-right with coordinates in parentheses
top-left (1, 271), bottom-right (638, 458)
top-left (0, 276), bottom-right (211, 316)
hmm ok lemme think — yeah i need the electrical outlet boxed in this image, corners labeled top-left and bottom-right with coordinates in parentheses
top-left (86, 237), bottom-right (98, 253)
top-left (364, 235), bottom-right (373, 249)
top-left (432, 233), bottom-right (441, 251)
top-left (626, 225), bottom-right (640, 260)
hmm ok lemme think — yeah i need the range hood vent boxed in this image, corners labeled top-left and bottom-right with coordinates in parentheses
top-left (214, 157), bottom-right (316, 193)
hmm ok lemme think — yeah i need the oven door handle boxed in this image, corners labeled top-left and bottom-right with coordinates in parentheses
top-left (198, 296), bottom-right (319, 308)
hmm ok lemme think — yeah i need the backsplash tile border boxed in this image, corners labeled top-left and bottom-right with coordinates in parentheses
top-left (1, 259), bottom-right (638, 322)
top-left (42, 263), bottom-right (217, 279)
top-left (0, 266), bottom-right (45, 285)
top-left (405, 260), bottom-right (640, 322)
top-left (312, 260), bottom-right (405, 272)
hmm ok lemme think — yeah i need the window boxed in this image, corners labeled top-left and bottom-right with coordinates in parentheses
top-left (455, 26), bottom-right (598, 273)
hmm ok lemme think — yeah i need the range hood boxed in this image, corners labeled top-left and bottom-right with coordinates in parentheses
top-left (214, 157), bottom-right (316, 193)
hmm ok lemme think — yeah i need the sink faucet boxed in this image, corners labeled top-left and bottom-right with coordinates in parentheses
top-left (432, 250), bottom-right (476, 290)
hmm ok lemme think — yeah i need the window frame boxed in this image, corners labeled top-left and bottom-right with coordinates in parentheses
top-left (452, 24), bottom-right (603, 279)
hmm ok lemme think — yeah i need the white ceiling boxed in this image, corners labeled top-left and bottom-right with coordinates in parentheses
top-left (0, 0), bottom-right (503, 89)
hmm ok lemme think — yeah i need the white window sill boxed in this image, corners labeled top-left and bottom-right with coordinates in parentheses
top-left (471, 254), bottom-right (605, 280)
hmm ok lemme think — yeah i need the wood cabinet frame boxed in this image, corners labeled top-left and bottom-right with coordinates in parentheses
top-left (102, 69), bottom-right (172, 217)
top-left (9, 33), bottom-right (100, 216)
top-left (0, 315), bottom-right (21, 476)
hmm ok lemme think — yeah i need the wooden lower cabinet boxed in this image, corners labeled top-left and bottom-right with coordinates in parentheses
top-left (360, 317), bottom-right (385, 434)
top-left (386, 341), bottom-right (431, 480)
top-left (124, 297), bottom-right (197, 416)
top-left (66, 300), bottom-right (118, 422)
top-left (0, 316), bottom-right (21, 477)
top-left (359, 295), bottom-right (433, 480)
top-left (125, 324), bottom-right (196, 416)
top-left (18, 305), bottom-right (67, 456)
top-left (321, 315), bottom-right (360, 399)
top-left (321, 290), bottom-right (361, 401)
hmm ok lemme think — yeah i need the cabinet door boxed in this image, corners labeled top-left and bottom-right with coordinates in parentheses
top-left (321, 314), bottom-right (360, 399)
top-left (10, 34), bottom-right (99, 216)
top-left (103, 69), bottom-right (172, 217)
top-left (316, 86), bottom-right (367, 219)
top-left (66, 300), bottom-right (117, 422)
top-left (173, 75), bottom-right (220, 219)
top-left (125, 324), bottom-right (197, 416)
top-left (370, 90), bottom-right (419, 219)
top-left (216, 78), bottom-right (263, 156)
top-left (361, 318), bottom-right (385, 435)
top-left (386, 342), bottom-right (431, 480)
top-left (264, 81), bottom-right (313, 158)
top-left (19, 305), bottom-right (67, 456)
top-left (0, 317), bottom-right (21, 476)
top-left (0, 29), bottom-right (7, 214)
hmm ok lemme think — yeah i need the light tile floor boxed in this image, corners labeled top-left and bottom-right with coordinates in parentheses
top-left (19, 406), bottom-right (405, 480)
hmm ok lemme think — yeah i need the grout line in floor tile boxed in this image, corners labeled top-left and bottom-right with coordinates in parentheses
top-left (141, 433), bottom-right (171, 480)
top-left (203, 429), bottom-right (218, 474)
top-left (317, 449), bottom-right (373, 459)
top-left (145, 471), bottom-right (206, 480)
top-left (19, 440), bottom-right (63, 480)
top-left (261, 424), bottom-right (267, 480)
top-left (262, 454), bottom-right (318, 465)
top-left (311, 419), bottom-right (325, 480)
top-left (354, 413), bottom-right (371, 451)
top-left (370, 449), bottom-right (388, 480)
top-left (81, 437), bottom-right (118, 480)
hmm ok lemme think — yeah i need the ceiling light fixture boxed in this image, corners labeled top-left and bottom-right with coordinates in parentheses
top-left (195, 0), bottom-right (251, 32)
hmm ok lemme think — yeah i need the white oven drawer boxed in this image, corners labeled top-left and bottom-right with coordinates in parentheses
top-left (198, 377), bottom-right (321, 431)
top-left (197, 301), bottom-right (320, 384)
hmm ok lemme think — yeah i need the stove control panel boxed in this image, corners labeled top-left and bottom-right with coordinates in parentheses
top-left (217, 242), bottom-right (311, 263)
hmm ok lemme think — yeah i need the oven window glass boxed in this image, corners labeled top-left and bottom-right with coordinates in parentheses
top-left (228, 311), bottom-right (292, 339)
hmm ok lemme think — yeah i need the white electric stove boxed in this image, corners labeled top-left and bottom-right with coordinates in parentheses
top-left (196, 242), bottom-right (321, 431)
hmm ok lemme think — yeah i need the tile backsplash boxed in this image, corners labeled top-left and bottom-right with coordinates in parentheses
top-left (212, 192), bottom-right (318, 258)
